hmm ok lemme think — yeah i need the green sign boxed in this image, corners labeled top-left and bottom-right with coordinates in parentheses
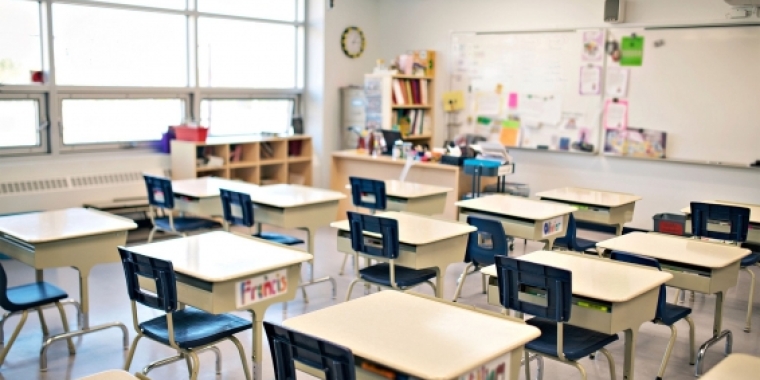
top-left (620, 36), bottom-right (644, 66)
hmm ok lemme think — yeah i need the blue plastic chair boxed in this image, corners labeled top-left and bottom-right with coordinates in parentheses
top-left (690, 202), bottom-right (759, 332)
top-left (494, 255), bottom-right (618, 380)
top-left (220, 189), bottom-right (304, 245)
top-left (611, 251), bottom-right (695, 380)
top-left (264, 321), bottom-right (356, 380)
top-left (119, 248), bottom-right (252, 380)
top-left (0, 263), bottom-right (76, 366)
top-left (344, 212), bottom-right (437, 300)
top-left (553, 213), bottom-right (597, 253)
top-left (143, 175), bottom-right (221, 242)
top-left (340, 177), bottom-right (389, 275)
top-left (451, 216), bottom-right (508, 301)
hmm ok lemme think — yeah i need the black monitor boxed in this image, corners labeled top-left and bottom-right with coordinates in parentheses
top-left (380, 130), bottom-right (403, 156)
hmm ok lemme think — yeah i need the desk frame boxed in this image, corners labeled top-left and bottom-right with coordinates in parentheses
top-left (457, 207), bottom-right (569, 250)
top-left (538, 198), bottom-right (635, 236)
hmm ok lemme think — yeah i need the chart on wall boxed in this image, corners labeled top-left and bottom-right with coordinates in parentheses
top-left (450, 29), bottom-right (605, 153)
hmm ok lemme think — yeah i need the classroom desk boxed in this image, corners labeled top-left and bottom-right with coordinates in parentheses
top-left (596, 232), bottom-right (750, 376)
top-left (330, 211), bottom-right (475, 298)
top-left (700, 353), bottom-right (760, 380)
top-left (0, 208), bottom-right (137, 370)
top-left (78, 369), bottom-right (139, 379)
top-left (536, 187), bottom-right (641, 235)
top-left (172, 178), bottom-right (345, 300)
top-left (680, 200), bottom-right (760, 244)
top-left (126, 231), bottom-right (312, 380)
top-left (482, 250), bottom-right (671, 380)
top-left (283, 291), bottom-right (540, 380)
top-left (456, 195), bottom-right (577, 250)
top-left (346, 180), bottom-right (452, 216)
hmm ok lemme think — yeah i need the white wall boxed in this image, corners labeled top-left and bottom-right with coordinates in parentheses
top-left (369, 0), bottom-right (760, 228)
top-left (307, 0), bottom-right (380, 187)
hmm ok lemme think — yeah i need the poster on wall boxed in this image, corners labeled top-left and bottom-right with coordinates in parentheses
top-left (579, 65), bottom-right (602, 95)
top-left (582, 29), bottom-right (605, 62)
top-left (603, 99), bottom-right (628, 130)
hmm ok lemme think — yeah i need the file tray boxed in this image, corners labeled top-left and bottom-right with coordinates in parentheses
top-left (463, 159), bottom-right (515, 177)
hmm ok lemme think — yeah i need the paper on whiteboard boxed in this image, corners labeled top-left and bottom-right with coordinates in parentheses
top-left (582, 29), bottom-right (605, 62)
top-left (579, 66), bottom-right (602, 95)
top-left (603, 99), bottom-right (628, 130)
top-left (521, 95), bottom-right (563, 126)
top-left (476, 93), bottom-right (502, 116)
top-left (605, 67), bottom-right (629, 97)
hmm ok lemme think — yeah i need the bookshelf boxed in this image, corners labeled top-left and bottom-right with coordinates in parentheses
top-left (170, 135), bottom-right (312, 186)
top-left (365, 69), bottom-right (436, 148)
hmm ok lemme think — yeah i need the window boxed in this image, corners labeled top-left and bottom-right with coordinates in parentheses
top-left (200, 99), bottom-right (294, 136)
top-left (53, 4), bottom-right (187, 87)
top-left (0, 0), bottom-right (42, 85)
top-left (0, 99), bottom-right (41, 148)
top-left (198, 18), bottom-right (297, 88)
top-left (198, 0), bottom-right (299, 22)
top-left (88, 0), bottom-right (186, 10)
top-left (61, 98), bottom-right (185, 145)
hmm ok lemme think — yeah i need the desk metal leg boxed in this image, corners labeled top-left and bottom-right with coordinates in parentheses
top-left (615, 224), bottom-right (624, 236)
top-left (249, 310), bottom-right (264, 380)
top-left (296, 227), bottom-right (337, 300)
top-left (623, 328), bottom-right (638, 380)
top-left (39, 267), bottom-right (129, 371)
top-left (543, 238), bottom-right (555, 251)
top-left (695, 292), bottom-right (733, 377)
top-left (434, 267), bottom-right (443, 298)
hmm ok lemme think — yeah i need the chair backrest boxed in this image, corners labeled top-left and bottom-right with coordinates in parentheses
top-left (494, 255), bottom-right (572, 322)
top-left (264, 321), bottom-right (356, 380)
top-left (348, 177), bottom-right (386, 211)
top-left (347, 211), bottom-right (400, 259)
top-left (118, 247), bottom-right (178, 313)
top-left (562, 213), bottom-right (580, 248)
top-left (690, 202), bottom-right (749, 243)
top-left (610, 251), bottom-right (666, 320)
top-left (143, 174), bottom-right (175, 210)
top-left (465, 216), bottom-right (508, 267)
top-left (0, 263), bottom-right (14, 310)
top-left (220, 189), bottom-right (255, 227)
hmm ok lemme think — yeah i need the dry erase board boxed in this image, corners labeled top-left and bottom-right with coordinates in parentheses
top-left (450, 30), bottom-right (604, 153)
top-left (604, 25), bottom-right (760, 166)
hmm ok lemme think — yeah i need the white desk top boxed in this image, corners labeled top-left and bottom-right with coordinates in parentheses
top-left (385, 180), bottom-right (452, 198)
top-left (0, 208), bottom-right (137, 244)
top-left (78, 370), bottom-right (137, 380)
top-left (330, 211), bottom-right (475, 246)
top-left (536, 187), bottom-right (642, 207)
top-left (283, 291), bottom-right (540, 379)
top-left (481, 250), bottom-right (671, 303)
top-left (171, 177), bottom-right (259, 198)
top-left (680, 200), bottom-right (760, 224)
top-left (596, 232), bottom-right (750, 269)
top-left (125, 232), bottom-right (312, 282)
top-left (701, 354), bottom-right (760, 380)
top-left (456, 195), bottom-right (577, 220)
top-left (251, 184), bottom-right (345, 208)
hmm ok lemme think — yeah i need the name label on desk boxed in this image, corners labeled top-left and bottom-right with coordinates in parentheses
top-left (542, 216), bottom-right (564, 237)
top-left (458, 353), bottom-right (509, 380)
top-left (236, 269), bottom-right (288, 308)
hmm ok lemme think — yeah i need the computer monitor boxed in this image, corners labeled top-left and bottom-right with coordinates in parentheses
top-left (380, 129), bottom-right (403, 156)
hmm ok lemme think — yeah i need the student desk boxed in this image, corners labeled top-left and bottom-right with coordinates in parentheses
top-left (0, 208), bottom-right (137, 370)
top-left (536, 187), bottom-right (641, 235)
top-left (172, 178), bottom-right (345, 299)
top-left (700, 353), bottom-right (760, 380)
top-left (456, 195), bottom-right (577, 250)
top-left (680, 200), bottom-right (760, 244)
top-left (346, 179), bottom-right (452, 216)
top-left (126, 231), bottom-right (312, 380)
top-left (78, 369), bottom-right (139, 379)
top-left (283, 291), bottom-right (540, 380)
top-left (596, 232), bottom-right (750, 376)
top-left (330, 211), bottom-right (475, 298)
top-left (482, 250), bottom-right (671, 380)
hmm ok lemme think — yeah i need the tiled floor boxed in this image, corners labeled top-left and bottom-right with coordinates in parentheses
top-left (0, 226), bottom-right (759, 379)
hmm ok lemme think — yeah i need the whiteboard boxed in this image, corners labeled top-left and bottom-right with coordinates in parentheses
top-left (606, 25), bottom-right (760, 165)
top-left (450, 30), bottom-right (604, 153)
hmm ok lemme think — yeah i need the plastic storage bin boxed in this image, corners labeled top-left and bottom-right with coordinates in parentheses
top-left (653, 213), bottom-right (687, 236)
top-left (174, 126), bottom-right (209, 142)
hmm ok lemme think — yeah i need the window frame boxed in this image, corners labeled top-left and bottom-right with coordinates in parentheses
top-left (0, 93), bottom-right (49, 156)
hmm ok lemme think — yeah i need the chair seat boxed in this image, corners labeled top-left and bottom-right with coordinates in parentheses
top-left (658, 303), bottom-right (692, 326)
top-left (254, 232), bottom-right (304, 246)
top-left (526, 317), bottom-right (619, 361)
top-left (154, 217), bottom-right (221, 232)
top-left (359, 263), bottom-right (437, 288)
top-left (740, 252), bottom-right (760, 268)
top-left (553, 237), bottom-right (597, 252)
top-left (140, 307), bottom-right (252, 350)
top-left (5, 282), bottom-right (69, 311)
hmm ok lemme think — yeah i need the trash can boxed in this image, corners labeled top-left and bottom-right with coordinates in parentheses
top-left (653, 213), bottom-right (687, 236)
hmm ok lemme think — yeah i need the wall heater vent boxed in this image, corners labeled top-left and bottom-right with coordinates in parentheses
top-left (70, 171), bottom-right (144, 188)
top-left (0, 179), bottom-right (69, 195)
top-left (0, 171), bottom-right (148, 196)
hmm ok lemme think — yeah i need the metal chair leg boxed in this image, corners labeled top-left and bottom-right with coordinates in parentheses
top-left (184, 353), bottom-right (193, 377)
top-left (523, 351), bottom-right (531, 380)
top-left (54, 302), bottom-right (76, 355)
top-left (187, 351), bottom-right (200, 380)
top-left (571, 361), bottom-right (588, 380)
top-left (123, 333), bottom-right (143, 371)
top-left (345, 279), bottom-right (360, 301)
top-left (36, 307), bottom-right (49, 338)
top-left (339, 253), bottom-right (354, 275)
top-left (686, 316), bottom-right (696, 365)
top-left (229, 336), bottom-right (253, 380)
top-left (598, 348), bottom-right (616, 380)
top-left (657, 324), bottom-right (677, 380)
top-left (675, 289), bottom-right (683, 304)
top-left (537, 355), bottom-right (544, 380)
top-left (207, 345), bottom-right (221, 374)
top-left (451, 263), bottom-right (473, 301)
top-left (481, 272), bottom-right (487, 294)
top-left (742, 266), bottom-right (755, 332)
top-left (425, 280), bottom-right (437, 295)
top-left (0, 310), bottom-right (28, 366)
top-left (147, 227), bottom-right (158, 243)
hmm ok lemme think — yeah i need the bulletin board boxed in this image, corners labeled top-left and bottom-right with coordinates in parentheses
top-left (450, 29), bottom-right (605, 153)
top-left (604, 25), bottom-right (760, 165)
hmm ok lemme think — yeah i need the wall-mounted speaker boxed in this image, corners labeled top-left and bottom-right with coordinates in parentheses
top-left (604, 0), bottom-right (626, 23)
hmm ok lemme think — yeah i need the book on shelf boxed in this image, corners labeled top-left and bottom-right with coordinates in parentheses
top-left (420, 79), bottom-right (428, 105)
top-left (392, 109), bottom-right (427, 136)
top-left (392, 79), bottom-right (406, 105)
top-left (391, 78), bottom-right (429, 106)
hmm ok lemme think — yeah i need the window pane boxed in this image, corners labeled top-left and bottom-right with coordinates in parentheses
top-left (53, 4), bottom-right (187, 86)
top-left (0, 100), bottom-right (39, 147)
top-left (62, 99), bottom-right (184, 145)
top-left (200, 99), bottom-right (293, 135)
top-left (0, 0), bottom-right (41, 85)
top-left (199, 18), bottom-right (296, 88)
top-left (87, 0), bottom-right (186, 10)
top-left (198, 0), bottom-right (296, 22)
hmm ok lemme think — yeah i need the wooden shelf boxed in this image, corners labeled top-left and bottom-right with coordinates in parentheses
top-left (288, 156), bottom-right (311, 163)
top-left (260, 159), bottom-right (286, 166)
top-left (229, 161), bottom-right (259, 169)
top-left (403, 134), bottom-right (433, 140)
top-left (196, 166), bottom-right (225, 172)
top-left (392, 105), bottom-right (431, 109)
top-left (392, 74), bottom-right (433, 80)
